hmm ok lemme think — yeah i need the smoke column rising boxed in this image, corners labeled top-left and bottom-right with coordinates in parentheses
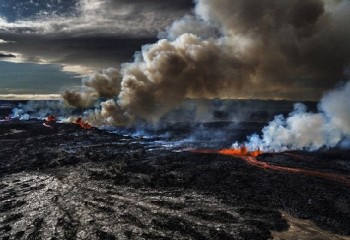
top-left (10, 0), bottom-right (350, 154)
top-left (62, 68), bottom-right (121, 109)
top-left (62, 0), bottom-right (350, 126)
top-left (243, 81), bottom-right (350, 152)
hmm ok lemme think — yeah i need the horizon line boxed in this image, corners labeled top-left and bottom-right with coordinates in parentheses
top-left (0, 94), bottom-right (62, 100)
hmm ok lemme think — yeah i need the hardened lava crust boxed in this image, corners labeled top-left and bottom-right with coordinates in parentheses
top-left (0, 120), bottom-right (350, 239)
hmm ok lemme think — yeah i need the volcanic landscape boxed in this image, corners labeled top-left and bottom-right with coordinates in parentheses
top-left (1, 100), bottom-right (350, 240)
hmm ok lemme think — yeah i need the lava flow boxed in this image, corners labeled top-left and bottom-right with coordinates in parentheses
top-left (46, 115), bottom-right (56, 122)
top-left (75, 117), bottom-right (92, 129)
top-left (43, 115), bottom-right (56, 128)
top-left (219, 146), bottom-right (263, 157)
top-left (191, 147), bottom-right (350, 186)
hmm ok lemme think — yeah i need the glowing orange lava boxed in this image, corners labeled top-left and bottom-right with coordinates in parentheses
top-left (190, 147), bottom-right (350, 186)
top-left (219, 146), bottom-right (263, 157)
top-left (43, 115), bottom-right (56, 129)
top-left (75, 117), bottom-right (92, 129)
top-left (46, 115), bottom-right (56, 122)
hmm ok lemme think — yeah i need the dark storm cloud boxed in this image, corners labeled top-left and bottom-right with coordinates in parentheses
top-left (0, 52), bottom-right (16, 58)
top-left (0, 0), bottom-right (193, 74)
top-left (107, 0), bottom-right (194, 12)
top-left (0, 32), bottom-right (157, 73)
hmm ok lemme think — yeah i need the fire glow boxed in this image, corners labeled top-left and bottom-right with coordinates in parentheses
top-left (75, 117), bottom-right (92, 129)
top-left (219, 146), bottom-right (263, 157)
top-left (191, 147), bottom-right (350, 186)
top-left (43, 115), bottom-right (56, 128)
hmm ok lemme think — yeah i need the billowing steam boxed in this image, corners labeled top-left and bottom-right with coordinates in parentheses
top-left (62, 0), bottom-right (350, 126)
top-left (243, 81), bottom-right (350, 152)
top-left (11, 101), bottom-right (74, 120)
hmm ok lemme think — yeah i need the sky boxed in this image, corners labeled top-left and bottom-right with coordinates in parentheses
top-left (0, 0), bottom-right (349, 102)
top-left (0, 0), bottom-right (193, 98)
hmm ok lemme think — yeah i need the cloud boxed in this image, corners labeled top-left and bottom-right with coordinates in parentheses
top-left (0, 0), bottom-right (193, 74)
top-left (0, 94), bottom-right (61, 100)
top-left (0, 0), bottom-right (77, 22)
top-left (0, 52), bottom-right (16, 57)
top-left (0, 0), bottom-right (192, 35)
top-left (0, 32), bottom-right (158, 74)
top-left (0, 39), bottom-right (15, 44)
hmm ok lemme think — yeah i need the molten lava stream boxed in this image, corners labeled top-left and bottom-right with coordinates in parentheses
top-left (191, 147), bottom-right (350, 186)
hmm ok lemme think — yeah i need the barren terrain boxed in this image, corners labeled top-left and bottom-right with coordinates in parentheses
top-left (0, 120), bottom-right (349, 239)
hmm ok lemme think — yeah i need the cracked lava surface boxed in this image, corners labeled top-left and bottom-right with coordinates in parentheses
top-left (1, 120), bottom-right (350, 239)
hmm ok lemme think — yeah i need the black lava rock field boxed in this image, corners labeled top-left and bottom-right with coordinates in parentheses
top-left (0, 120), bottom-right (350, 239)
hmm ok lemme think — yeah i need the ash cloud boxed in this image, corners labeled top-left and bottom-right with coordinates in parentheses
top-left (194, 0), bottom-right (350, 92)
top-left (62, 68), bottom-right (121, 108)
top-left (63, 0), bottom-right (350, 126)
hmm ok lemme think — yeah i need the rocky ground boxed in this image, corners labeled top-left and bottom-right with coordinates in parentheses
top-left (0, 120), bottom-right (350, 239)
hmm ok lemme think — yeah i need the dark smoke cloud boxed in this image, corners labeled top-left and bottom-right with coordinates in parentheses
top-left (61, 90), bottom-right (98, 109)
top-left (83, 68), bottom-right (121, 98)
top-left (64, 0), bottom-right (350, 125)
top-left (117, 34), bottom-right (256, 121)
top-left (194, 0), bottom-right (350, 91)
top-left (62, 68), bottom-right (121, 108)
top-left (89, 99), bottom-right (129, 126)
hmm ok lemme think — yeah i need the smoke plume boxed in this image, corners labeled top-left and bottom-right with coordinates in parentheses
top-left (243, 81), bottom-right (350, 152)
top-left (62, 68), bottom-right (121, 109)
top-left (62, 0), bottom-right (350, 125)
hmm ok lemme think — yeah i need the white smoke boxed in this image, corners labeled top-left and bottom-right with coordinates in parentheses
top-left (244, 81), bottom-right (350, 152)
top-left (84, 99), bottom-right (129, 126)
top-left (11, 100), bottom-right (75, 121)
